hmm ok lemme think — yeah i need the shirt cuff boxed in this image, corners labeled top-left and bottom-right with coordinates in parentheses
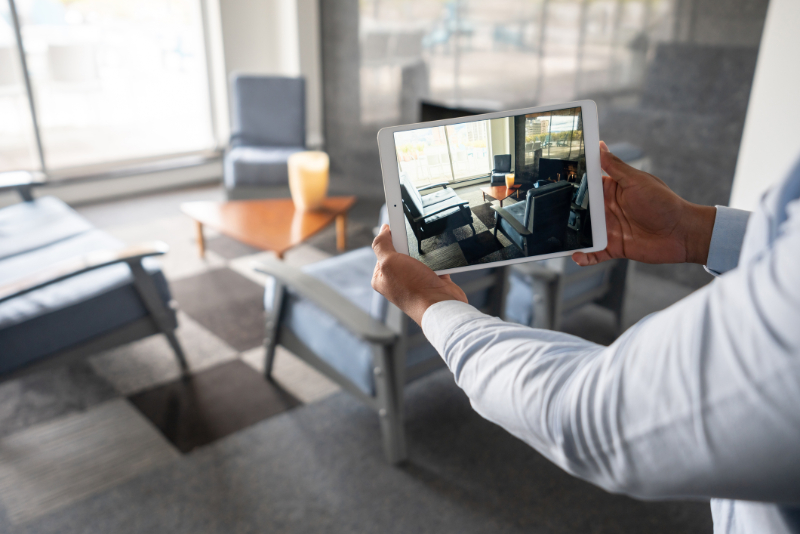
top-left (705, 206), bottom-right (751, 276)
top-left (421, 300), bottom-right (485, 356)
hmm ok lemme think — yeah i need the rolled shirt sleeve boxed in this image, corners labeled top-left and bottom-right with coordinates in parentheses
top-left (705, 206), bottom-right (751, 276)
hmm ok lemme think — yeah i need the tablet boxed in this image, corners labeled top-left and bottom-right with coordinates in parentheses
top-left (377, 100), bottom-right (607, 275)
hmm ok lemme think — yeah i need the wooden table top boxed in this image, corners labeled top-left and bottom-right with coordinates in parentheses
top-left (481, 184), bottom-right (521, 201)
top-left (180, 196), bottom-right (356, 257)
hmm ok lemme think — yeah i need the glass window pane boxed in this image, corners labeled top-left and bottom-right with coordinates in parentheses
top-left (15, 0), bottom-right (214, 172)
top-left (0, 0), bottom-right (39, 172)
top-left (395, 126), bottom-right (454, 187)
top-left (445, 120), bottom-right (489, 180)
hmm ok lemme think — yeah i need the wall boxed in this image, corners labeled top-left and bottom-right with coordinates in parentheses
top-left (730, 0), bottom-right (800, 211)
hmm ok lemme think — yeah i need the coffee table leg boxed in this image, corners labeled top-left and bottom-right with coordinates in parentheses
top-left (195, 220), bottom-right (205, 258)
top-left (336, 213), bottom-right (347, 252)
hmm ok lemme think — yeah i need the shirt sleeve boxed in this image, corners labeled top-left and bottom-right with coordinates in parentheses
top-left (421, 204), bottom-right (800, 504)
top-left (705, 206), bottom-right (751, 276)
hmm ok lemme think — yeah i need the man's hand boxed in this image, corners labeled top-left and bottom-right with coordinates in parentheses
top-left (372, 224), bottom-right (467, 326)
top-left (572, 142), bottom-right (717, 267)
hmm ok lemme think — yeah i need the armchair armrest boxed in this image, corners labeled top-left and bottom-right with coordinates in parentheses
top-left (492, 205), bottom-right (531, 236)
top-left (254, 259), bottom-right (398, 344)
top-left (417, 182), bottom-right (449, 191)
top-left (0, 241), bottom-right (169, 304)
top-left (0, 171), bottom-right (46, 202)
top-left (418, 199), bottom-right (470, 220)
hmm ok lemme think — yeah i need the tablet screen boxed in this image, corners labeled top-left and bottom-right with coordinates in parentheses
top-left (393, 106), bottom-right (592, 271)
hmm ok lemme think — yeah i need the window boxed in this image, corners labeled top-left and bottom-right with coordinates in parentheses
top-left (445, 121), bottom-right (490, 180)
top-left (524, 107), bottom-right (583, 164)
top-left (0, 0), bottom-right (215, 176)
top-left (395, 119), bottom-right (492, 188)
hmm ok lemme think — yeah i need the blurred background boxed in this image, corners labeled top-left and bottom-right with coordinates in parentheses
top-left (1, 0), bottom-right (796, 532)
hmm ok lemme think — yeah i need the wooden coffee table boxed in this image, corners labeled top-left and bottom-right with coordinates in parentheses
top-left (481, 184), bottom-right (522, 206)
top-left (180, 196), bottom-right (356, 259)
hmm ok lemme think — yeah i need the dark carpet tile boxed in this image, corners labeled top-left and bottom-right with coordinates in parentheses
top-left (170, 268), bottom-right (265, 351)
top-left (204, 235), bottom-right (262, 259)
top-left (129, 360), bottom-right (299, 454)
top-left (471, 202), bottom-right (497, 229)
top-left (21, 370), bottom-right (712, 534)
top-left (458, 231), bottom-right (504, 263)
top-left (304, 222), bottom-right (377, 255)
top-left (0, 361), bottom-right (117, 439)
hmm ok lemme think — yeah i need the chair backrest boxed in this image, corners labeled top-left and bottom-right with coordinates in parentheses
top-left (230, 74), bottom-right (306, 148)
top-left (493, 154), bottom-right (512, 173)
top-left (574, 173), bottom-right (588, 208)
top-left (399, 173), bottom-right (424, 219)
top-left (523, 181), bottom-right (573, 232)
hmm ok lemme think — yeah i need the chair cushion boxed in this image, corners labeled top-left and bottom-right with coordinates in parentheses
top-left (0, 196), bottom-right (93, 260)
top-left (420, 187), bottom-right (455, 209)
top-left (224, 146), bottom-right (304, 188)
top-left (230, 75), bottom-right (305, 148)
top-left (0, 230), bottom-right (171, 374)
top-left (278, 247), bottom-right (380, 395)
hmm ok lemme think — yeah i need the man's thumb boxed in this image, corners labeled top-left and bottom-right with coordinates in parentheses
top-left (372, 224), bottom-right (397, 257)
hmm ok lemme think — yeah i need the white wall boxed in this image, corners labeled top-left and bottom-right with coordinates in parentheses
top-left (729, 0), bottom-right (800, 211)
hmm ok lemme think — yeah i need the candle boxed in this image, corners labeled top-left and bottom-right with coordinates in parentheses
top-left (288, 151), bottom-right (329, 211)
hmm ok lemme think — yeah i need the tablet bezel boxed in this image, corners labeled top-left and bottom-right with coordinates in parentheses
top-left (377, 99), bottom-right (607, 275)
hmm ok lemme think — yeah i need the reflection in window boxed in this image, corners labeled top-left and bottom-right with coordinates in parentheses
top-left (359, 0), bottom-right (677, 126)
top-left (524, 106), bottom-right (583, 164)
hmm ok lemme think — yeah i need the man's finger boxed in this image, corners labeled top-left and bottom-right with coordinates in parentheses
top-left (372, 224), bottom-right (397, 258)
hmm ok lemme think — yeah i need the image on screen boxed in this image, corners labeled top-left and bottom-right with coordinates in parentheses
top-left (394, 107), bottom-right (592, 271)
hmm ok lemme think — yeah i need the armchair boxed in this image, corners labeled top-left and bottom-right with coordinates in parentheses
top-left (0, 172), bottom-right (187, 380)
top-left (224, 75), bottom-right (306, 200)
top-left (505, 257), bottom-right (629, 334)
top-left (492, 181), bottom-right (574, 256)
top-left (399, 173), bottom-right (475, 254)
top-left (490, 154), bottom-right (512, 185)
top-left (255, 209), bottom-right (507, 464)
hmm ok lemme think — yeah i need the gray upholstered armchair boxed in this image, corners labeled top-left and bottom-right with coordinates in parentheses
top-left (255, 208), bottom-right (507, 464)
top-left (224, 74), bottom-right (306, 200)
top-left (492, 180), bottom-right (574, 256)
top-left (399, 173), bottom-right (474, 254)
top-left (0, 171), bottom-right (187, 380)
top-left (490, 154), bottom-right (512, 185)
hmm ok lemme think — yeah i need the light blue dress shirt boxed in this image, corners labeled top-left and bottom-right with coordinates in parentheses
top-left (422, 160), bottom-right (800, 533)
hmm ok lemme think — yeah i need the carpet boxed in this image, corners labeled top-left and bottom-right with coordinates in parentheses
top-left (458, 231), bottom-right (504, 263)
top-left (471, 202), bottom-right (497, 230)
top-left (7, 370), bottom-right (713, 534)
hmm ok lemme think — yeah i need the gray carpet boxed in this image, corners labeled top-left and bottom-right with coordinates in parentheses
top-left (5, 369), bottom-right (712, 534)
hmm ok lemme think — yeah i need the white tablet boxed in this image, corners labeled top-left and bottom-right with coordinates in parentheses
top-left (377, 100), bottom-right (607, 275)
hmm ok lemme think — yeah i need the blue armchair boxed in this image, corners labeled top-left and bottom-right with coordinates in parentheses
top-left (490, 154), bottom-right (512, 185)
top-left (224, 75), bottom-right (306, 200)
top-left (255, 208), bottom-right (507, 464)
top-left (0, 172), bottom-right (187, 380)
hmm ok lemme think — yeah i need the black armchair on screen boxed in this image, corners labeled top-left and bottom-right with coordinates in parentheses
top-left (399, 173), bottom-right (475, 254)
top-left (490, 154), bottom-right (512, 185)
top-left (492, 181), bottom-right (574, 256)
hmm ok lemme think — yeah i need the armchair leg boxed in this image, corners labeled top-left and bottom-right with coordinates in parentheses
top-left (469, 223), bottom-right (476, 235)
top-left (264, 278), bottom-right (286, 380)
top-left (128, 261), bottom-right (189, 376)
top-left (164, 331), bottom-right (190, 376)
top-left (372, 345), bottom-right (407, 464)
